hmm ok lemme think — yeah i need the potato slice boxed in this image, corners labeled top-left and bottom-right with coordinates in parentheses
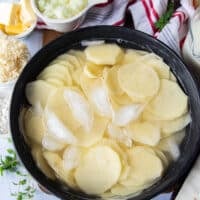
top-left (63, 146), bottom-right (84, 170)
top-left (142, 109), bottom-right (162, 121)
top-left (26, 80), bottom-right (56, 108)
top-left (80, 75), bottom-right (113, 117)
top-left (84, 62), bottom-right (105, 78)
top-left (111, 184), bottom-right (145, 196)
top-left (154, 149), bottom-right (169, 168)
top-left (170, 72), bottom-right (177, 82)
top-left (147, 79), bottom-right (188, 120)
top-left (160, 113), bottom-right (191, 137)
top-left (38, 65), bottom-right (72, 86)
top-left (98, 138), bottom-right (128, 164)
top-left (98, 139), bottom-right (130, 183)
top-left (45, 88), bottom-right (80, 133)
top-left (50, 59), bottom-right (75, 74)
top-left (107, 123), bottom-right (132, 147)
top-left (68, 50), bottom-right (86, 67)
top-left (121, 49), bottom-right (144, 65)
top-left (128, 121), bottom-right (160, 146)
top-left (110, 93), bottom-right (133, 105)
top-left (24, 108), bottom-right (46, 145)
top-left (140, 53), bottom-right (170, 79)
top-left (56, 54), bottom-right (81, 69)
top-left (31, 145), bottom-right (55, 179)
top-left (104, 66), bottom-right (124, 95)
top-left (85, 44), bottom-right (123, 65)
top-left (118, 63), bottom-right (160, 102)
top-left (122, 146), bottom-right (163, 187)
top-left (63, 88), bottom-right (94, 132)
top-left (38, 64), bottom-right (69, 77)
top-left (75, 145), bottom-right (121, 194)
top-left (75, 115), bottom-right (108, 147)
top-left (43, 151), bottom-right (77, 188)
top-left (42, 134), bottom-right (66, 151)
top-left (46, 78), bottom-right (65, 87)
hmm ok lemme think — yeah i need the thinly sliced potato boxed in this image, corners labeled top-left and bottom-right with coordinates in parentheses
top-left (75, 145), bottom-right (121, 194)
top-left (121, 49), bottom-right (144, 65)
top-left (63, 146), bottom-right (85, 170)
top-left (110, 93), bottom-right (133, 105)
top-left (75, 115), bottom-right (108, 147)
top-left (56, 54), bottom-right (81, 68)
top-left (140, 53), bottom-right (170, 79)
top-left (142, 109), bottom-right (162, 121)
top-left (147, 79), bottom-right (188, 120)
top-left (121, 146), bottom-right (163, 187)
top-left (85, 44), bottom-right (123, 65)
top-left (43, 151), bottom-right (77, 188)
top-left (100, 139), bottom-right (130, 183)
top-left (153, 149), bottom-right (169, 168)
top-left (104, 66), bottom-right (124, 95)
top-left (170, 72), bottom-right (177, 82)
top-left (128, 121), bottom-right (160, 146)
top-left (24, 108), bottom-right (46, 145)
top-left (97, 138), bottom-right (128, 168)
top-left (84, 62), bottom-right (105, 78)
top-left (31, 145), bottom-right (55, 179)
top-left (38, 64), bottom-right (69, 77)
top-left (111, 184), bottom-right (144, 196)
top-left (160, 113), bottom-right (191, 137)
top-left (45, 88), bottom-right (80, 132)
top-left (39, 66), bottom-right (72, 86)
top-left (46, 78), bottom-right (65, 87)
top-left (68, 50), bottom-right (86, 66)
top-left (107, 123), bottom-right (132, 147)
top-left (26, 80), bottom-right (56, 108)
top-left (118, 63), bottom-right (160, 102)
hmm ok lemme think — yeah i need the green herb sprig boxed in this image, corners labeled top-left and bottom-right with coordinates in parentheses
top-left (0, 145), bottom-right (36, 200)
top-left (155, 1), bottom-right (175, 31)
top-left (0, 149), bottom-right (19, 176)
top-left (11, 179), bottom-right (36, 200)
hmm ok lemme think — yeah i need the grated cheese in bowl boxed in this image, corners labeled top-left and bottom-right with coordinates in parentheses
top-left (0, 34), bottom-right (29, 83)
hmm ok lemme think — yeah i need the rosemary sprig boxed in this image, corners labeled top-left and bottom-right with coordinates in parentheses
top-left (155, 1), bottom-right (175, 31)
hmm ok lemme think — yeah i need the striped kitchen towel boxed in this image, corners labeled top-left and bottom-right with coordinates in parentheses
top-left (36, 0), bottom-right (196, 53)
top-left (128, 0), bottom-right (193, 53)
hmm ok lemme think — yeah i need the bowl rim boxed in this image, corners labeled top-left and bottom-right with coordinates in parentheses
top-left (31, 0), bottom-right (97, 24)
top-left (10, 26), bottom-right (200, 200)
top-left (13, 20), bottom-right (37, 39)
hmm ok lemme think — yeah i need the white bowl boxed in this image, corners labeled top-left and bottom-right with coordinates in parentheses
top-left (0, 21), bottom-right (37, 39)
top-left (31, 0), bottom-right (108, 32)
top-left (13, 20), bottom-right (37, 39)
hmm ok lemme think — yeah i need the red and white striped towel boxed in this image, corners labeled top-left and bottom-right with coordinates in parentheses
top-left (129, 0), bottom-right (191, 53)
top-left (36, 0), bottom-right (196, 53)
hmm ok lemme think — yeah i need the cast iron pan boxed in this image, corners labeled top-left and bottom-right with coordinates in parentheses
top-left (10, 26), bottom-right (200, 200)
